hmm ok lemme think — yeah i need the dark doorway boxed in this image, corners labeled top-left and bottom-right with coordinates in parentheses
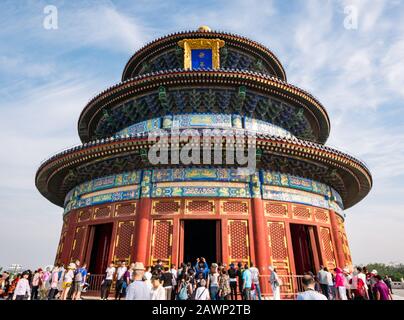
top-left (290, 224), bottom-right (317, 274)
top-left (88, 223), bottom-right (113, 274)
top-left (182, 220), bottom-right (220, 265)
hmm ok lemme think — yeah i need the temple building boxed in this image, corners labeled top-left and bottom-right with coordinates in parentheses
top-left (36, 26), bottom-right (372, 296)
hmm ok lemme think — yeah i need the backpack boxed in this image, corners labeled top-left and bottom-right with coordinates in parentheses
top-left (177, 283), bottom-right (188, 300)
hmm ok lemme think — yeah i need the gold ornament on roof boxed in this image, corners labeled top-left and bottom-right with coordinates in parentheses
top-left (198, 25), bottom-right (212, 32)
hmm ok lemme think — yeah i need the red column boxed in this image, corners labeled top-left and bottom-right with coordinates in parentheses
top-left (251, 197), bottom-right (270, 294)
top-left (133, 197), bottom-right (152, 264)
top-left (329, 210), bottom-right (346, 268)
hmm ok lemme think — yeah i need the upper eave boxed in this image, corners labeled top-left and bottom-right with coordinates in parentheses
top-left (121, 29), bottom-right (287, 81)
top-left (35, 133), bottom-right (372, 210)
top-left (78, 69), bottom-right (331, 144)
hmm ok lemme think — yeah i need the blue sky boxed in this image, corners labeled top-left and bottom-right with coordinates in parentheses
top-left (1, 0), bottom-right (404, 269)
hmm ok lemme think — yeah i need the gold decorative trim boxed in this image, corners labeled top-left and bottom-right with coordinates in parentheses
top-left (178, 38), bottom-right (225, 70)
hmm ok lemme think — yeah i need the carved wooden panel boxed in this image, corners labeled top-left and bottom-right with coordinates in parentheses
top-left (267, 221), bottom-right (293, 294)
top-left (113, 221), bottom-right (135, 262)
top-left (55, 231), bottom-right (66, 264)
top-left (152, 200), bottom-right (180, 215)
top-left (93, 205), bottom-right (111, 219)
top-left (150, 220), bottom-right (173, 266)
top-left (314, 208), bottom-right (330, 224)
top-left (292, 205), bottom-right (312, 221)
top-left (185, 200), bottom-right (215, 215)
top-left (264, 202), bottom-right (288, 217)
top-left (70, 226), bottom-right (86, 261)
top-left (115, 202), bottom-right (136, 217)
top-left (227, 220), bottom-right (250, 264)
top-left (336, 215), bottom-right (352, 266)
top-left (319, 226), bottom-right (337, 270)
top-left (220, 200), bottom-right (249, 215)
top-left (78, 208), bottom-right (92, 222)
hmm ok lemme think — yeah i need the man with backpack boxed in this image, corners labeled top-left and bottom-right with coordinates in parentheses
top-left (177, 275), bottom-right (192, 300)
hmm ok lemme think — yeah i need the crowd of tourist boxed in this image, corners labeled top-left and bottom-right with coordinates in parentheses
top-left (310, 265), bottom-right (394, 301)
top-left (0, 258), bottom-right (395, 300)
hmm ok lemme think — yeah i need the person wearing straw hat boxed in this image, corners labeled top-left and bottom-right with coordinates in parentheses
top-left (125, 262), bottom-right (150, 300)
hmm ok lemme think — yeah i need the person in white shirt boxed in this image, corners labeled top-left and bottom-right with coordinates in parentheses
top-left (150, 275), bottom-right (166, 300)
top-left (317, 266), bottom-right (330, 299)
top-left (13, 272), bottom-right (31, 300)
top-left (61, 263), bottom-right (75, 300)
top-left (194, 279), bottom-right (210, 300)
top-left (170, 264), bottom-right (178, 290)
top-left (115, 261), bottom-right (127, 300)
top-left (297, 274), bottom-right (327, 301)
top-left (269, 266), bottom-right (282, 300)
top-left (101, 262), bottom-right (116, 300)
top-left (249, 262), bottom-right (261, 300)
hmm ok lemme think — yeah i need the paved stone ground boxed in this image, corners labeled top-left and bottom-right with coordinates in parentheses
top-left (392, 289), bottom-right (404, 300)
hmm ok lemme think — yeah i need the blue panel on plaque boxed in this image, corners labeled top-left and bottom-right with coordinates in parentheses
top-left (191, 49), bottom-right (213, 69)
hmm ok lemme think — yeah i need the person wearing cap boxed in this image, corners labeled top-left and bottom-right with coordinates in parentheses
top-left (296, 274), bottom-right (327, 300)
top-left (125, 262), bottom-right (150, 300)
top-left (207, 263), bottom-right (220, 300)
top-left (228, 263), bottom-right (238, 300)
top-left (12, 271), bottom-right (31, 300)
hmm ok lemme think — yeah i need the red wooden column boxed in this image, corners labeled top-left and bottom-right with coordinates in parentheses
top-left (329, 210), bottom-right (345, 268)
top-left (133, 197), bottom-right (152, 264)
top-left (251, 197), bottom-right (270, 292)
top-left (133, 170), bottom-right (153, 265)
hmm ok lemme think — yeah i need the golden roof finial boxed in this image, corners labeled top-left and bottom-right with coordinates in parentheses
top-left (198, 25), bottom-right (212, 32)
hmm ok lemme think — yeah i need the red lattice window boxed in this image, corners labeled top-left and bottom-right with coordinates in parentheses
top-left (55, 231), bottom-right (66, 264)
top-left (114, 221), bottom-right (134, 261)
top-left (320, 227), bottom-right (336, 269)
top-left (151, 220), bottom-right (173, 261)
top-left (222, 201), bottom-right (248, 214)
top-left (93, 206), bottom-right (111, 219)
top-left (314, 209), bottom-right (329, 223)
top-left (292, 206), bottom-right (311, 220)
top-left (78, 209), bottom-right (91, 222)
top-left (228, 220), bottom-right (249, 260)
top-left (153, 201), bottom-right (180, 214)
top-left (187, 200), bottom-right (214, 213)
top-left (116, 203), bottom-right (136, 216)
top-left (265, 203), bottom-right (287, 217)
top-left (268, 222), bottom-right (288, 260)
top-left (70, 226), bottom-right (85, 261)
